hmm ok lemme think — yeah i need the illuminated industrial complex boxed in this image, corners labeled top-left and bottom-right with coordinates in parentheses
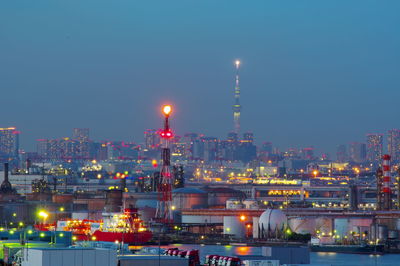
top-left (1, 67), bottom-right (400, 264)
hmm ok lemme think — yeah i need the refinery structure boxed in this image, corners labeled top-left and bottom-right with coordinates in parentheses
top-left (1, 63), bottom-right (400, 265)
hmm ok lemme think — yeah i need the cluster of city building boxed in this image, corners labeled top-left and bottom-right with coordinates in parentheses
top-left (2, 127), bottom-right (400, 180)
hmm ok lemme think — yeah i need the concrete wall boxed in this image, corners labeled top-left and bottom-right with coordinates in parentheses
top-left (22, 248), bottom-right (117, 266)
top-left (119, 255), bottom-right (189, 266)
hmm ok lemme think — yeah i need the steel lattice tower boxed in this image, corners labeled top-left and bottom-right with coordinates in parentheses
top-left (233, 60), bottom-right (242, 134)
top-left (155, 105), bottom-right (174, 223)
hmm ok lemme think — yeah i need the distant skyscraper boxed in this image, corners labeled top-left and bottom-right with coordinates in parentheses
top-left (261, 142), bottom-right (273, 154)
top-left (144, 129), bottom-right (161, 150)
top-left (242, 132), bottom-right (254, 143)
top-left (202, 137), bottom-right (218, 162)
top-left (73, 128), bottom-right (89, 141)
top-left (232, 60), bottom-right (241, 134)
top-left (73, 128), bottom-right (90, 159)
top-left (0, 127), bottom-right (19, 161)
top-left (349, 142), bottom-right (367, 163)
top-left (336, 144), bottom-right (347, 163)
top-left (388, 129), bottom-right (400, 163)
top-left (299, 147), bottom-right (314, 160)
top-left (366, 134), bottom-right (383, 163)
top-left (227, 132), bottom-right (238, 142)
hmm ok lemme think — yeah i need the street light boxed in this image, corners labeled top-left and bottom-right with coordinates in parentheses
top-left (38, 210), bottom-right (49, 224)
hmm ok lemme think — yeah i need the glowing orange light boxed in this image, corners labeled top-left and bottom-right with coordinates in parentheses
top-left (313, 170), bottom-right (318, 177)
top-left (240, 215), bottom-right (246, 221)
top-left (162, 105), bottom-right (172, 116)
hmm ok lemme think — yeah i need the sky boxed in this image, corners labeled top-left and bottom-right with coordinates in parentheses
top-left (1, 0), bottom-right (400, 155)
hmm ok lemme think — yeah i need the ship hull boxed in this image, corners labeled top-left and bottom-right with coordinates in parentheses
top-left (310, 244), bottom-right (385, 254)
top-left (92, 230), bottom-right (152, 244)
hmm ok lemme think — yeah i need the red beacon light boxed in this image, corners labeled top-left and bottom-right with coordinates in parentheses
top-left (160, 129), bottom-right (173, 139)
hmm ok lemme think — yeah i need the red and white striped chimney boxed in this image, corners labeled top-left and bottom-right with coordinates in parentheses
top-left (382, 154), bottom-right (391, 194)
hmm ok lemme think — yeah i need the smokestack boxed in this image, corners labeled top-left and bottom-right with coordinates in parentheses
top-left (4, 163), bottom-right (8, 182)
top-left (382, 154), bottom-right (392, 210)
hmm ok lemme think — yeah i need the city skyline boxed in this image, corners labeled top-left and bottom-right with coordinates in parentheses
top-left (1, 1), bottom-right (400, 154)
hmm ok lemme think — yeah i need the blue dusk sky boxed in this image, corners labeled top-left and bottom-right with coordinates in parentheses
top-left (1, 0), bottom-right (399, 155)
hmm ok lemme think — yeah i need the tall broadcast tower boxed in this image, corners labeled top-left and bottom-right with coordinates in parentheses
top-left (233, 60), bottom-right (242, 134)
top-left (155, 105), bottom-right (174, 224)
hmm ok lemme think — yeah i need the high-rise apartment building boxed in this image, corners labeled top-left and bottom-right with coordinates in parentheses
top-left (144, 129), bottom-right (161, 150)
top-left (336, 144), bottom-right (347, 163)
top-left (349, 142), bottom-right (367, 163)
top-left (203, 137), bottom-right (218, 162)
top-left (388, 129), bottom-right (400, 163)
top-left (73, 128), bottom-right (90, 159)
top-left (73, 128), bottom-right (89, 141)
top-left (0, 127), bottom-right (19, 160)
top-left (366, 134), bottom-right (383, 163)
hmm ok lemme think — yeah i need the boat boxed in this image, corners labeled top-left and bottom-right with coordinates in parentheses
top-left (310, 244), bottom-right (385, 254)
top-left (92, 208), bottom-right (152, 244)
top-left (46, 208), bottom-right (152, 244)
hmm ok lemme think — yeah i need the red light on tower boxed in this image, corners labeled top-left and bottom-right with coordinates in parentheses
top-left (160, 129), bottom-right (174, 139)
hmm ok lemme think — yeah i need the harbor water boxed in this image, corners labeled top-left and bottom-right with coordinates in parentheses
top-left (143, 244), bottom-right (400, 266)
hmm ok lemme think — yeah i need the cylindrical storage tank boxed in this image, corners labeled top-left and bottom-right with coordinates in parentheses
top-left (289, 217), bottom-right (317, 235)
top-left (224, 216), bottom-right (246, 238)
top-left (334, 218), bottom-right (350, 237)
top-left (258, 209), bottom-right (287, 238)
top-left (226, 199), bottom-right (244, 209)
top-left (388, 230), bottom-right (399, 240)
top-left (253, 217), bottom-right (260, 238)
top-left (205, 187), bottom-right (245, 207)
top-left (378, 225), bottom-right (388, 240)
top-left (316, 217), bottom-right (333, 235)
top-left (138, 207), bottom-right (156, 223)
top-left (52, 194), bottom-right (73, 203)
top-left (172, 188), bottom-right (208, 210)
top-left (243, 199), bottom-right (258, 209)
top-left (370, 224), bottom-right (378, 241)
top-left (104, 189), bottom-right (123, 212)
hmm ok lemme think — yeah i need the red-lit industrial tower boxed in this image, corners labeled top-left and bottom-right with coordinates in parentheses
top-left (155, 105), bottom-right (174, 223)
top-left (382, 154), bottom-right (392, 210)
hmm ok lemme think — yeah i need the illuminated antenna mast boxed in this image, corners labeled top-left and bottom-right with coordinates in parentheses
top-left (233, 60), bottom-right (241, 134)
top-left (155, 105), bottom-right (174, 224)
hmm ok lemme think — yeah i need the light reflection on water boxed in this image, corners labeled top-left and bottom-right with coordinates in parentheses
top-left (132, 244), bottom-right (400, 265)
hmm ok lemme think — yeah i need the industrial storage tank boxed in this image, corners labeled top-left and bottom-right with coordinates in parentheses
top-left (52, 194), bottom-right (73, 204)
top-left (104, 189), bottom-right (123, 212)
top-left (226, 199), bottom-right (244, 209)
top-left (259, 209), bottom-right (287, 237)
top-left (315, 217), bottom-right (333, 235)
top-left (288, 217), bottom-right (316, 235)
top-left (224, 216), bottom-right (246, 238)
top-left (388, 230), bottom-right (399, 240)
top-left (138, 206), bottom-right (156, 223)
top-left (172, 187), bottom-right (208, 210)
top-left (334, 218), bottom-right (350, 237)
top-left (378, 225), bottom-right (388, 240)
top-left (204, 187), bottom-right (246, 207)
